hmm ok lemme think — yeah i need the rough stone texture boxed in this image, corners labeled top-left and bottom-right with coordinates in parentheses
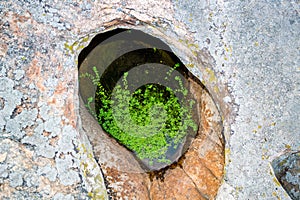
top-left (0, 0), bottom-right (108, 199)
top-left (271, 151), bottom-right (300, 200)
top-left (182, 87), bottom-right (224, 199)
top-left (0, 0), bottom-right (299, 199)
top-left (150, 167), bottom-right (207, 200)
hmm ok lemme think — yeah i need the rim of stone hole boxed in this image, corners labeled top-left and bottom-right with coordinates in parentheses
top-left (77, 27), bottom-right (225, 199)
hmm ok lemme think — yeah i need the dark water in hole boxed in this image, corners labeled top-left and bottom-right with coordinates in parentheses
top-left (78, 29), bottom-right (200, 171)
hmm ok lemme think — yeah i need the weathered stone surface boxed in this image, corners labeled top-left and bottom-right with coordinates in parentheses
top-left (1, 0), bottom-right (298, 199)
top-left (102, 167), bottom-right (151, 199)
top-left (271, 151), bottom-right (300, 200)
top-left (0, 139), bottom-right (80, 199)
top-left (150, 167), bottom-right (207, 200)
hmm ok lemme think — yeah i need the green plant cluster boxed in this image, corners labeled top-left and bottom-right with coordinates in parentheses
top-left (80, 64), bottom-right (197, 165)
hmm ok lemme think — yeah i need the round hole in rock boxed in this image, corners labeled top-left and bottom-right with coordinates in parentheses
top-left (79, 29), bottom-right (201, 171)
top-left (78, 28), bottom-right (225, 199)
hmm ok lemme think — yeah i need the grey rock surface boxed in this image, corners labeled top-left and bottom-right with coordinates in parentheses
top-left (0, 0), bottom-right (299, 199)
top-left (271, 151), bottom-right (300, 200)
